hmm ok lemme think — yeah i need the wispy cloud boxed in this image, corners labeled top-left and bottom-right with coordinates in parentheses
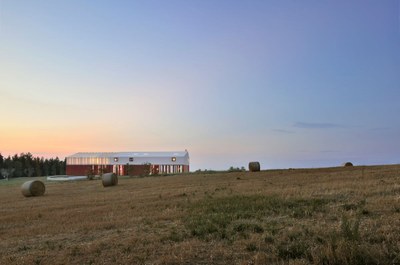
top-left (294, 122), bottom-right (344, 129)
top-left (369, 127), bottom-right (392, 131)
top-left (320, 150), bottom-right (339, 153)
top-left (272, 129), bottom-right (295, 134)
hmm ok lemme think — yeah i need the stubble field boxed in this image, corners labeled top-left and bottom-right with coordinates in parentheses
top-left (1, 165), bottom-right (400, 264)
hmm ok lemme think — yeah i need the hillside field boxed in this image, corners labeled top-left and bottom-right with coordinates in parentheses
top-left (1, 165), bottom-right (399, 264)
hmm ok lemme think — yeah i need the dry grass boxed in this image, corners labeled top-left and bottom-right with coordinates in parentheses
top-left (0, 165), bottom-right (399, 264)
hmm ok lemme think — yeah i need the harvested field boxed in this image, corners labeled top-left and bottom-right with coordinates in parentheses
top-left (1, 165), bottom-right (400, 264)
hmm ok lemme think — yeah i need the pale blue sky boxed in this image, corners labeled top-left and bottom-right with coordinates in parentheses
top-left (1, 1), bottom-right (399, 170)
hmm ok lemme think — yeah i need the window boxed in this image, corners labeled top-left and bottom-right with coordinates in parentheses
top-left (171, 157), bottom-right (176, 162)
top-left (129, 157), bottom-right (134, 162)
top-left (114, 157), bottom-right (119, 162)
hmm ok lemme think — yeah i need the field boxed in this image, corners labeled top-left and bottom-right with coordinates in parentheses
top-left (1, 165), bottom-right (400, 265)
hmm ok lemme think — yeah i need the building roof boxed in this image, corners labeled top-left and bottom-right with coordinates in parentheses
top-left (67, 151), bottom-right (189, 158)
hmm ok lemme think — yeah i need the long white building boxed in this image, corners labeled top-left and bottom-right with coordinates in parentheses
top-left (66, 151), bottom-right (190, 176)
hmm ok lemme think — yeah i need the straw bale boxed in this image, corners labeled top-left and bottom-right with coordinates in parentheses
top-left (21, 180), bottom-right (46, 197)
top-left (102, 173), bottom-right (118, 187)
top-left (248, 162), bottom-right (260, 172)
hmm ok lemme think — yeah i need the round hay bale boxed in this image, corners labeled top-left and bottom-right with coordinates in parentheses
top-left (102, 173), bottom-right (118, 187)
top-left (342, 162), bottom-right (353, 167)
top-left (21, 180), bottom-right (45, 197)
top-left (248, 162), bottom-right (260, 172)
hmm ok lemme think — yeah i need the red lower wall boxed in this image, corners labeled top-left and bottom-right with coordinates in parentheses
top-left (183, 165), bottom-right (189, 172)
top-left (66, 165), bottom-right (113, 176)
top-left (66, 165), bottom-right (90, 176)
top-left (66, 164), bottom-right (189, 176)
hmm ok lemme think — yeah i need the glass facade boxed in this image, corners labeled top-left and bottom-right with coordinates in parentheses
top-left (66, 157), bottom-right (111, 165)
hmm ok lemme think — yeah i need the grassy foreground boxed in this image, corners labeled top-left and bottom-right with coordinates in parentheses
top-left (0, 165), bottom-right (399, 264)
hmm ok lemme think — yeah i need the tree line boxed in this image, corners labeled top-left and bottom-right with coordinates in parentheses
top-left (0, 152), bottom-right (66, 179)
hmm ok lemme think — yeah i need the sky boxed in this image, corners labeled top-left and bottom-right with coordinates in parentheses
top-left (0, 0), bottom-right (399, 170)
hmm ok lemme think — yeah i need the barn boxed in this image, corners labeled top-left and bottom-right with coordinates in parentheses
top-left (66, 151), bottom-right (190, 176)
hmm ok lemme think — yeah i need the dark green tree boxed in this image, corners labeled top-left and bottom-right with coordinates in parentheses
top-left (54, 157), bottom-right (61, 175)
top-left (12, 161), bottom-right (23, 178)
top-left (42, 158), bottom-right (50, 176)
top-left (60, 159), bottom-right (66, 175)
top-left (49, 158), bottom-right (57, 175)
top-left (20, 153), bottom-right (34, 177)
top-left (0, 153), bottom-right (67, 178)
top-left (34, 157), bottom-right (42, 177)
